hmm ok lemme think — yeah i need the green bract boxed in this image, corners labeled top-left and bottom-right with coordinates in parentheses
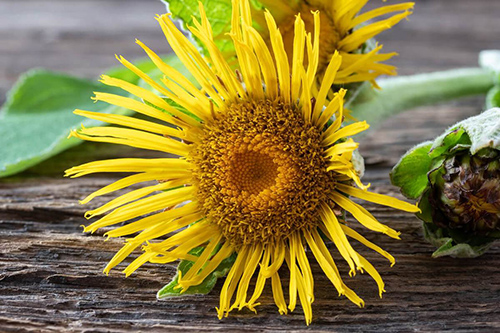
top-left (391, 108), bottom-right (500, 258)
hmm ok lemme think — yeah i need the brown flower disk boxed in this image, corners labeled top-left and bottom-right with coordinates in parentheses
top-left (190, 99), bottom-right (338, 246)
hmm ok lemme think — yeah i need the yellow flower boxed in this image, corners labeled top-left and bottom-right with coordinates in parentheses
top-left (250, 0), bottom-right (414, 87)
top-left (66, 0), bottom-right (418, 324)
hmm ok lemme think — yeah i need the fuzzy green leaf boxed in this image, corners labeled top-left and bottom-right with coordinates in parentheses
top-left (0, 70), bottom-right (131, 177)
top-left (390, 141), bottom-right (434, 199)
top-left (157, 246), bottom-right (236, 298)
top-left (0, 55), bottom-right (191, 178)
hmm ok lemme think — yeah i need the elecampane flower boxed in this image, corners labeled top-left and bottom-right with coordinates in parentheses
top-left (249, 0), bottom-right (414, 87)
top-left (66, 0), bottom-right (418, 324)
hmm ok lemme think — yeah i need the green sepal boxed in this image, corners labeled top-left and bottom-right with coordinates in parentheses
top-left (157, 246), bottom-right (236, 299)
top-left (423, 223), bottom-right (495, 258)
top-left (390, 141), bottom-right (434, 199)
top-left (486, 86), bottom-right (500, 109)
top-left (416, 189), bottom-right (433, 223)
top-left (426, 155), bottom-right (448, 187)
top-left (342, 81), bottom-right (373, 107)
top-left (429, 128), bottom-right (469, 158)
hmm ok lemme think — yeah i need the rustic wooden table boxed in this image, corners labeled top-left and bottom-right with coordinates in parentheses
top-left (1, 0), bottom-right (499, 332)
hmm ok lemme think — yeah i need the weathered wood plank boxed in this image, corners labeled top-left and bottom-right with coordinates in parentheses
top-left (1, 0), bottom-right (500, 332)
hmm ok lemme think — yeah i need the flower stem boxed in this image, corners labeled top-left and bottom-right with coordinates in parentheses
top-left (348, 67), bottom-right (495, 128)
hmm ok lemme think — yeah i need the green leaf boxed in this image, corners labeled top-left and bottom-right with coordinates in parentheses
top-left (0, 70), bottom-right (131, 177)
top-left (162, 0), bottom-right (233, 55)
top-left (486, 86), bottom-right (500, 109)
top-left (0, 54), bottom-right (192, 178)
top-left (157, 246), bottom-right (236, 298)
top-left (390, 141), bottom-right (434, 199)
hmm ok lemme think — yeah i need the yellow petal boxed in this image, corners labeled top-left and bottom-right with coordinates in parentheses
top-left (336, 183), bottom-right (420, 212)
top-left (330, 191), bottom-right (401, 239)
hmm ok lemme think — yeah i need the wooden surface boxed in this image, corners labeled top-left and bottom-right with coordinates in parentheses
top-left (1, 0), bottom-right (500, 332)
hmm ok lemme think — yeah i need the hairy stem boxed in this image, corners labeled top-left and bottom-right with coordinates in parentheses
top-left (348, 68), bottom-right (494, 128)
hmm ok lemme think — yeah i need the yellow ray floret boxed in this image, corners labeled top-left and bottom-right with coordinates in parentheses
top-left (66, 0), bottom-right (418, 325)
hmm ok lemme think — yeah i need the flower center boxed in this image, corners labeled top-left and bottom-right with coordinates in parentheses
top-left (279, 2), bottom-right (340, 75)
top-left (226, 149), bottom-right (279, 195)
top-left (190, 100), bottom-right (337, 246)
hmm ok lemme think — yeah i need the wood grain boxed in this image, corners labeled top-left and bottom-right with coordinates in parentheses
top-left (1, 0), bottom-right (500, 332)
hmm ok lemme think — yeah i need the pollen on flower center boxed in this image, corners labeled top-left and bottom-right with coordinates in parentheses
top-left (190, 99), bottom-right (337, 246)
top-left (227, 150), bottom-right (279, 195)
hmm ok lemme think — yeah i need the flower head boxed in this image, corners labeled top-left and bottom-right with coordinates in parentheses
top-left (66, 0), bottom-right (418, 324)
top-left (243, 0), bottom-right (413, 87)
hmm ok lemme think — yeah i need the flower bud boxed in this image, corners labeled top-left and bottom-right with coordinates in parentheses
top-left (391, 108), bottom-right (500, 257)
